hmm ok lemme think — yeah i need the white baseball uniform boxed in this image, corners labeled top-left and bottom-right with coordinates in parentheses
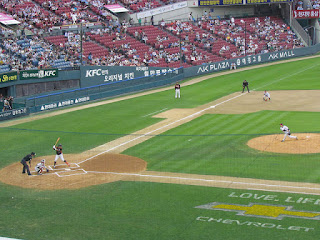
top-left (264, 91), bottom-right (270, 100)
top-left (35, 162), bottom-right (46, 174)
top-left (280, 125), bottom-right (298, 142)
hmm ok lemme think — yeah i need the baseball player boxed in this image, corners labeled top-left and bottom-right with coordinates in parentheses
top-left (280, 123), bottom-right (298, 142)
top-left (35, 159), bottom-right (49, 175)
top-left (242, 80), bottom-right (250, 93)
top-left (263, 90), bottom-right (270, 101)
top-left (175, 82), bottom-right (181, 98)
top-left (53, 143), bottom-right (70, 168)
top-left (21, 152), bottom-right (36, 175)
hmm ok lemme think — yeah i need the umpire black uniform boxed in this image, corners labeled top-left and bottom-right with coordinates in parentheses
top-left (242, 80), bottom-right (250, 93)
top-left (21, 152), bottom-right (36, 175)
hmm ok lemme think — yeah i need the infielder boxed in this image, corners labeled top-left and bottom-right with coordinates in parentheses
top-left (53, 144), bottom-right (70, 168)
top-left (263, 90), bottom-right (270, 101)
top-left (280, 123), bottom-right (298, 142)
top-left (175, 82), bottom-right (180, 98)
top-left (35, 159), bottom-right (49, 175)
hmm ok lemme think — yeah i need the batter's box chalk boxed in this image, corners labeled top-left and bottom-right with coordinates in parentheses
top-left (56, 169), bottom-right (87, 177)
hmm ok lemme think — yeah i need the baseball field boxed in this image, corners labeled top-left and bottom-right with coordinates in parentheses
top-left (1, 56), bottom-right (320, 239)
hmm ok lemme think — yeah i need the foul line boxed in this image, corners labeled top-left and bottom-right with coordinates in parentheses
top-left (78, 92), bottom-right (248, 164)
top-left (84, 170), bottom-right (320, 195)
top-left (142, 108), bottom-right (168, 117)
top-left (56, 169), bottom-right (87, 177)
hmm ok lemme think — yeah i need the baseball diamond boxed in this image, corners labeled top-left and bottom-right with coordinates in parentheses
top-left (2, 55), bottom-right (320, 240)
top-left (2, 90), bottom-right (320, 192)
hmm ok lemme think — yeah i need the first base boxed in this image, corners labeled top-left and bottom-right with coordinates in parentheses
top-left (65, 168), bottom-right (71, 171)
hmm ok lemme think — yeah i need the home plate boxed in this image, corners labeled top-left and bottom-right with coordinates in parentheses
top-left (65, 168), bottom-right (71, 171)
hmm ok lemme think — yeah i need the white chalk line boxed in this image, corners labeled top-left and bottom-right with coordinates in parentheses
top-left (78, 92), bottom-right (248, 165)
top-left (84, 170), bottom-right (320, 193)
top-left (142, 108), bottom-right (168, 117)
top-left (56, 169), bottom-right (87, 177)
top-left (28, 167), bottom-right (320, 194)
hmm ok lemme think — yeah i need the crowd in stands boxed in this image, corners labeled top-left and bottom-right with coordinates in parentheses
top-left (0, 14), bottom-right (304, 72)
top-left (0, 34), bottom-right (78, 71)
top-left (0, 0), bottom-right (305, 71)
top-left (293, 0), bottom-right (320, 9)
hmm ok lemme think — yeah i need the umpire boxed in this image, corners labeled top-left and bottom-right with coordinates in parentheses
top-left (242, 80), bottom-right (250, 93)
top-left (21, 152), bottom-right (36, 175)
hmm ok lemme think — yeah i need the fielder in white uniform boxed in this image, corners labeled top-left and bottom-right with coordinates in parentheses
top-left (263, 90), bottom-right (270, 101)
top-left (280, 123), bottom-right (298, 142)
top-left (35, 159), bottom-right (49, 175)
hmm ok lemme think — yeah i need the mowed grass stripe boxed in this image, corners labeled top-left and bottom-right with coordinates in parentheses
top-left (124, 110), bottom-right (320, 181)
top-left (176, 114), bottom-right (230, 135)
top-left (254, 61), bottom-right (320, 91)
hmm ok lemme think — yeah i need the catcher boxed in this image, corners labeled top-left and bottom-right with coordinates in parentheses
top-left (35, 159), bottom-right (49, 175)
top-left (53, 143), bottom-right (70, 168)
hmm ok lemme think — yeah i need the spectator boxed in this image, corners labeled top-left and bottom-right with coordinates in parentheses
top-left (8, 96), bottom-right (13, 110)
top-left (2, 97), bottom-right (10, 112)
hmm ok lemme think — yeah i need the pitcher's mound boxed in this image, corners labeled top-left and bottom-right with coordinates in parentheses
top-left (247, 133), bottom-right (320, 154)
top-left (0, 153), bottom-right (147, 190)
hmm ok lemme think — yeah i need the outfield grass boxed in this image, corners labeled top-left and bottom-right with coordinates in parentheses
top-left (1, 57), bottom-right (320, 240)
top-left (124, 110), bottom-right (320, 182)
top-left (1, 182), bottom-right (320, 240)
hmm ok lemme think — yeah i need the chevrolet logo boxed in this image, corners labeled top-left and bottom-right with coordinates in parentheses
top-left (195, 202), bottom-right (320, 220)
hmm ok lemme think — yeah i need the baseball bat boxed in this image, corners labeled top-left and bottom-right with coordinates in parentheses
top-left (55, 137), bottom-right (60, 146)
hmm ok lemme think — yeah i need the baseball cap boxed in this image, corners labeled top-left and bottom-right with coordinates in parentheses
top-left (31, 152), bottom-right (36, 155)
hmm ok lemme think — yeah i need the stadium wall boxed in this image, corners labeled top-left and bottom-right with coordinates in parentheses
top-left (184, 44), bottom-right (320, 77)
top-left (1, 44), bottom-right (320, 121)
